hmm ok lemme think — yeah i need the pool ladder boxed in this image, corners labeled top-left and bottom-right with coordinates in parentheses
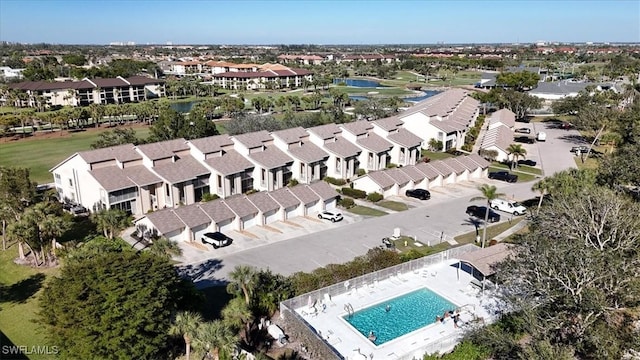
top-left (344, 303), bottom-right (354, 318)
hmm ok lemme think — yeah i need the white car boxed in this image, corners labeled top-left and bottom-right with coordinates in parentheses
top-left (490, 199), bottom-right (527, 216)
top-left (318, 211), bottom-right (343, 222)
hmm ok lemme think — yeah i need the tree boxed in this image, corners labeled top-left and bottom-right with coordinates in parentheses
top-left (148, 236), bottom-right (183, 260)
top-left (0, 167), bottom-right (35, 254)
top-left (227, 265), bottom-right (258, 306)
top-left (225, 113), bottom-right (282, 135)
top-left (40, 250), bottom-right (189, 360)
top-left (221, 297), bottom-right (254, 345)
top-left (193, 320), bottom-right (237, 360)
top-left (90, 128), bottom-right (139, 149)
top-left (91, 209), bottom-right (130, 240)
top-left (496, 71), bottom-right (540, 91)
top-left (170, 311), bottom-right (203, 360)
top-left (531, 178), bottom-right (550, 213)
top-left (495, 89), bottom-right (542, 120)
top-left (506, 143), bottom-right (527, 170)
top-left (470, 184), bottom-right (505, 248)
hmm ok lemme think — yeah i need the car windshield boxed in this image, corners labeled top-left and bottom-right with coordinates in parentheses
top-left (512, 202), bottom-right (522, 207)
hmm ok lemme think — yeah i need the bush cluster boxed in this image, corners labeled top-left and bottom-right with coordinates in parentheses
top-left (323, 176), bottom-right (347, 186)
top-left (338, 197), bottom-right (355, 208)
top-left (341, 187), bottom-right (366, 199)
top-left (367, 192), bottom-right (384, 202)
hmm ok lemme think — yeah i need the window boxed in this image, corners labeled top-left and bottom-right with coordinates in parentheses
top-left (68, 178), bottom-right (73, 187)
top-left (165, 183), bottom-right (170, 197)
top-left (217, 175), bottom-right (222, 189)
top-left (54, 173), bottom-right (61, 185)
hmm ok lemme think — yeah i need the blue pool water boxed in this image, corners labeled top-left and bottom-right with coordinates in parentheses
top-left (344, 288), bottom-right (456, 345)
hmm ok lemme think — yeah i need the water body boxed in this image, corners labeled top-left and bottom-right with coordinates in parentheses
top-left (170, 101), bottom-right (201, 113)
top-left (333, 78), bottom-right (385, 88)
top-left (348, 90), bottom-right (440, 103)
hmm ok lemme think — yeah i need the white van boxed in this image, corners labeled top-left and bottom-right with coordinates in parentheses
top-left (537, 132), bottom-right (547, 141)
top-left (490, 199), bottom-right (527, 215)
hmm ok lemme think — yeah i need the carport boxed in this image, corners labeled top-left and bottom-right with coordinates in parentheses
top-left (199, 199), bottom-right (236, 233)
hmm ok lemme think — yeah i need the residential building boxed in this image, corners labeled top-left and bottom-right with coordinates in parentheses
top-left (211, 68), bottom-right (313, 90)
top-left (486, 109), bottom-right (516, 130)
top-left (277, 54), bottom-right (325, 65)
top-left (306, 123), bottom-right (362, 179)
top-left (271, 127), bottom-right (329, 183)
top-left (0, 66), bottom-right (24, 80)
top-left (340, 121), bottom-right (393, 172)
top-left (371, 117), bottom-right (422, 167)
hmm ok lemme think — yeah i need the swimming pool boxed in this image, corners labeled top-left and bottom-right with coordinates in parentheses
top-left (343, 288), bottom-right (456, 345)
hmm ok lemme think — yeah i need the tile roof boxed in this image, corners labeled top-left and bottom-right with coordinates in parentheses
top-left (455, 156), bottom-right (484, 171)
top-left (323, 138), bottom-right (361, 158)
top-left (384, 168), bottom-right (411, 185)
top-left (467, 154), bottom-right (491, 168)
top-left (372, 116), bottom-right (403, 131)
top-left (427, 161), bottom-right (455, 177)
top-left (145, 209), bottom-right (186, 234)
top-left (414, 162), bottom-right (441, 180)
top-left (287, 142), bottom-right (329, 163)
top-left (232, 130), bottom-right (272, 149)
top-left (356, 133), bottom-right (393, 153)
top-left (366, 171), bottom-right (395, 189)
top-left (222, 196), bottom-right (259, 218)
top-left (288, 185), bottom-right (320, 204)
top-left (306, 123), bottom-right (341, 140)
top-left (480, 126), bottom-right (513, 153)
top-left (78, 144), bottom-right (141, 164)
top-left (398, 165), bottom-right (427, 182)
top-left (122, 165), bottom-right (162, 187)
top-left (268, 187), bottom-right (301, 208)
top-left (153, 155), bottom-right (210, 184)
top-left (387, 128), bottom-right (422, 148)
top-left (249, 147), bottom-right (293, 169)
top-left (308, 181), bottom-right (339, 201)
top-left (341, 121), bottom-right (373, 136)
top-left (199, 199), bottom-right (236, 223)
top-left (271, 127), bottom-right (308, 144)
top-left (137, 138), bottom-right (189, 160)
top-left (488, 109), bottom-right (516, 128)
top-left (173, 205), bottom-right (211, 228)
top-left (441, 158), bottom-right (468, 175)
top-left (90, 166), bottom-right (135, 192)
top-left (189, 134), bottom-right (234, 154)
top-left (205, 149), bottom-right (254, 175)
top-left (246, 192), bottom-right (280, 213)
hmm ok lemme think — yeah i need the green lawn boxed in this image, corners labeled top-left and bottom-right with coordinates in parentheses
top-left (0, 246), bottom-right (57, 360)
top-left (391, 236), bottom-right (450, 255)
top-left (421, 150), bottom-right (455, 161)
top-left (454, 218), bottom-right (524, 245)
top-left (377, 200), bottom-right (409, 211)
top-left (488, 166), bottom-right (538, 183)
top-left (490, 162), bottom-right (544, 176)
top-left (346, 205), bottom-right (387, 217)
top-left (0, 127), bottom-right (152, 184)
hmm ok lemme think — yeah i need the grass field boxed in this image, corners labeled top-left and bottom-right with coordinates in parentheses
top-left (377, 200), bottom-right (409, 211)
top-left (346, 205), bottom-right (387, 217)
top-left (454, 217), bottom-right (525, 245)
top-left (421, 150), bottom-right (455, 161)
top-left (0, 127), bottom-right (152, 184)
top-left (0, 246), bottom-right (58, 360)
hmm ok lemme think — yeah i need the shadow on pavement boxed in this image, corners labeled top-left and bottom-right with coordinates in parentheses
top-left (177, 258), bottom-right (228, 289)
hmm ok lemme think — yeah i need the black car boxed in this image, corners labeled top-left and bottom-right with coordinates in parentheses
top-left (201, 232), bottom-right (233, 249)
top-left (570, 146), bottom-right (588, 153)
top-left (514, 136), bottom-right (535, 144)
top-left (405, 188), bottom-right (431, 200)
top-left (488, 171), bottom-right (518, 183)
top-left (518, 159), bottom-right (537, 167)
top-left (466, 205), bottom-right (501, 223)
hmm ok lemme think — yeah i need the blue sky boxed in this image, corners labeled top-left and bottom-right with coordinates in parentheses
top-left (1, 0), bottom-right (638, 44)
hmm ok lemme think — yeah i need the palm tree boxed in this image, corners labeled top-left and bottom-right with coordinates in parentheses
top-left (91, 209), bottom-right (130, 239)
top-left (194, 320), bottom-right (237, 360)
top-left (221, 297), bottom-right (254, 345)
top-left (470, 184), bottom-right (505, 248)
top-left (532, 178), bottom-right (550, 214)
top-left (170, 311), bottom-right (203, 360)
top-left (506, 143), bottom-right (527, 170)
top-left (227, 265), bottom-right (257, 306)
top-left (147, 237), bottom-right (182, 259)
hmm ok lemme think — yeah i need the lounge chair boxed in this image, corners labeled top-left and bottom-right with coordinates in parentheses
top-left (324, 293), bottom-right (336, 306)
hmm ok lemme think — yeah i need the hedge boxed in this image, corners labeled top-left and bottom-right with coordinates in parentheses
top-left (338, 197), bottom-right (355, 208)
top-left (324, 176), bottom-right (347, 186)
top-left (367, 192), bottom-right (384, 202)
top-left (341, 187), bottom-right (367, 199)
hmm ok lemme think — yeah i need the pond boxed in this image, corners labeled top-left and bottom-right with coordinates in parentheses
top-left (348, 90), bottom-right (440, 103)
top-left (170, 101), bottom-right (201, 113)
top-left (334, 78), bottom-right (385, 88)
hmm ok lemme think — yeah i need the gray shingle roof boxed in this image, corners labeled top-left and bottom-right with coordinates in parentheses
top-left (199, 199), bottom-right (236, 223)
top-left (123, 165), bottom-right (161, 187)
top-left (153, 155), bottom-right (210, 184)
top-left (90, 166), bottom-right (135, 192)
top-left (145, 209), bottom-right (186, 234)
top-left (271, 127), bottom-right (308, 144)
top-left (441, 158), bottom-right (468, 175)
top-left (78, 144), bottom-right (141, 164)
top-left (249, 147), bottom-right (293, 169)
top-left (367, 171), bottom-right (395, 189)
top-left (232, 130), bottom-right (272, 149)
top-left (384, 168), bottom-right (411, 185)
top-left (398, 165), bottom-right (427, 182)
top-left (205, 149), bottom-right (254, 175)
top-left (222, 196), bottom-right (258, 218)
top-left (287, 142), bottom-right (329, 163)
top-left (288, 185), bottom-right (320, 204)
top-left (323, 138), bottom-right (361, 158)
top-left (529, 80), bottom-right (590, 95)
top-left (246, 191), bottom-right (280, 213)
top-left (455, 156), bottom-right (483, 171)
top-left (306, 123), bottom-right (341, 140)
top-left (268, 187), bottom-right (301, 208)
top-left (414, 162), bottom-right (441, 180)
top-left (137, 138), bottom-right (189, 160)
top-left (173, 205), bottom-right (211, 228)
top-left (467, 154), bottom-right (491, 168)
top-left (372, 116), bottom-right (403, 131)
top-left (387, 128), bottom-right (422, 148)
top-left (428, 161), bottom-right (455, 177)
top-left (308, 181), bottom-right (339, 201)
top-left (488, 109), bottom-right (516, 128)
top-left (357, 133), bottom-right (393, 153)
top-left (189, 134), bottom-right (234, 154)
top-left (480, 126), bottom-right (513, 153)
top-left (341, 120), bottom-right (373, 136)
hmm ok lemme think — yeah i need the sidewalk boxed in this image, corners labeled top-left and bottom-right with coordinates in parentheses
top-left (493, 218), bottom-right (529, 242)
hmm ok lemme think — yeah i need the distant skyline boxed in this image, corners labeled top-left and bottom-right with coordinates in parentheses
top-left (1, 0), bottom-right (639, 45)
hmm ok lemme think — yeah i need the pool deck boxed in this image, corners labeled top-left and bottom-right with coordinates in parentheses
top-left (294, 258), bottom-right (501, 360)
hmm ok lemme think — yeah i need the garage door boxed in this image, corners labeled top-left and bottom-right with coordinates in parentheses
top-left (324, 199), bottom-right (336, 211)
top-left (164, 229), bottom-right (183, 243)
top-left (305, 200), bottom-right (319, 215)
top-left (217, 219), bottom-right (234, 233)
top-left (264, 210), bottom-right (278, 225)
top-left (429, 178), bottom-right (441, 189)
top-left (241, 214), bottom-right (258, 230)
top-left (192, 224), bottom-right (210, 243)
top-left (284, 206), bottom-right (297, 220)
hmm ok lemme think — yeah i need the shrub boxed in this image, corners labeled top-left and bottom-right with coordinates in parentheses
top-left (386, 163), bottom-right (397, 169)
top-left (356, 168), bottom-right (366, 176)
top-left (201, 193), bottom-right (220, 202)
top-left (338, 197), bottom-right (355, 208)
top-left (324, 176), bottom-right (347, 186)
top-left (341, 187), bottom-right (367, 199)
top-left (244, 189), bottom-right (259, 195)
top-left (461, 143), bottom-right (473, 152)
top-left (367, 192), bottom-right (384, 202)
top-left (287, 179), bottom-right (299, 187)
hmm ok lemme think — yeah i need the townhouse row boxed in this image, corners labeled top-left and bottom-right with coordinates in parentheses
top-left (50, 89), bottom-right (480, 216)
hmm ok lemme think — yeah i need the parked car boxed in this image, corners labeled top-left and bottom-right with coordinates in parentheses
top-left (518, 159), bottom-right (537, 166)
top-left (560, 122), bottom-right (574, 130)
top-left (514, 136), bottom-right (535, 144)
top-left (318, 211), bottom-right (343, 222)
top-left (466, 205), bottom-right (501, 223)
top-left (537, 132), bottom-right (547, 141)
top-left (490, 199), bottom-right (527, 216)
top-left (405, 188), bottom-right (431, 200)
top-left (515, 128), bottom-right (531, 134)
top-left (488, 171), bottom-right (518, 183)
top-left (201, 232), bottom-right (233, 249)
top-left (570, 146), bottom-right (588, 153)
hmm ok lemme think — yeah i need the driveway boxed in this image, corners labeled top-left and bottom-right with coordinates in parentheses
top-left (533, 121), bottom-right (581, 175)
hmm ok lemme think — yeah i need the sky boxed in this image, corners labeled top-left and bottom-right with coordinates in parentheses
top-left (1, 0), bottom-right (639, 45)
